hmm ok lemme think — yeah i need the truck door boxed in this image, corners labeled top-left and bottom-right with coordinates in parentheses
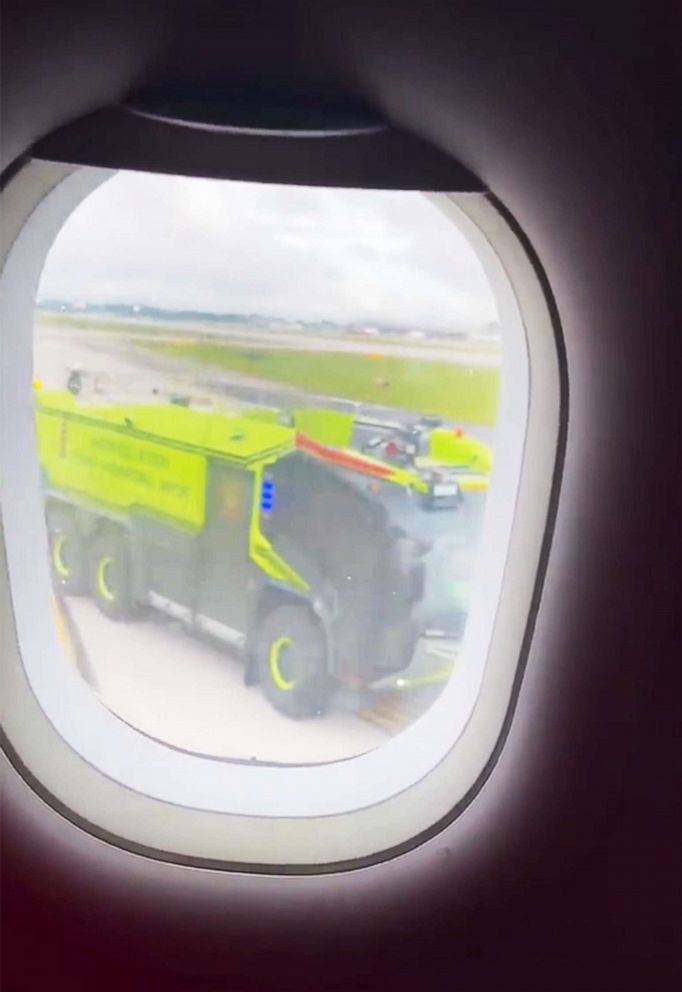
top-left (265, 454), bottom-right (386, 678)
top-left (194, 463), bottom-right (253, 642)
top-left (136, 516), bottom-right (201, 621)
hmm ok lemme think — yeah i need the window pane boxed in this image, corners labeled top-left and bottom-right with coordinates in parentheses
top-left (33, 171), bottom-right (501, 764)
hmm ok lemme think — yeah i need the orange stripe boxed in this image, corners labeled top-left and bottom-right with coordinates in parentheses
top-left (295, 432), bottom-right (395, 480)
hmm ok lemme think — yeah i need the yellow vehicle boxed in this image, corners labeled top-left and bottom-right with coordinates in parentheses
top-left (36, 386), bottom-right (489, 717)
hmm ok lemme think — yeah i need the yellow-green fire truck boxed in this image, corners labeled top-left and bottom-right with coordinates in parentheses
top-left (35, 386), bottom-right (489, 718)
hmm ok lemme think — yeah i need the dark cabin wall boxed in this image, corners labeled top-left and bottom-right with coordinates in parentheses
top-left (2, 3), bottom-right (680, 989)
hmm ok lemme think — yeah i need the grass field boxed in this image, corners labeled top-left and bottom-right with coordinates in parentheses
top-left (142, 340), bottom-right (500, 426)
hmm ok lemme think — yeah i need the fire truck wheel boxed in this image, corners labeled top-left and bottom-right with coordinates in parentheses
top-left (48, 514), bottom-right (87, 595)
top-left (89, 527), bottom-right (136, 621)
top-left (256, 604), bottom-right (335, 719)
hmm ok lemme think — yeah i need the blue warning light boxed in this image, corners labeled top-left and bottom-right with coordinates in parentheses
top-left (260, 478), bottom-right (275, 512)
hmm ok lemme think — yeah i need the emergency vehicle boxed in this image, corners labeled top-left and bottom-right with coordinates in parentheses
top-left (35, 381), bottom-right (489, 717)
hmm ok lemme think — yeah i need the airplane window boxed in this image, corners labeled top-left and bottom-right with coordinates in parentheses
top-left (1, 162), bottom-right (560, 868)
top-left (32, 171), bottom-right (501, 762)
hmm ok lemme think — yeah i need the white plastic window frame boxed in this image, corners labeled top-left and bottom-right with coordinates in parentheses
top-left (0, 160), bottom-right (563, 871)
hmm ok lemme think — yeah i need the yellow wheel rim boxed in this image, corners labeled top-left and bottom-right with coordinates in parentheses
top-left (268, 635), bottom-right (295, 691)
top-left (96, 556), bottom-right (116, 602)
top-left (52, 534), bottom-right (70, 578)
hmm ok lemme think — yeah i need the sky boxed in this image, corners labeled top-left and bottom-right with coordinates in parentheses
top-left (38, 171), bottom-right (498, 334)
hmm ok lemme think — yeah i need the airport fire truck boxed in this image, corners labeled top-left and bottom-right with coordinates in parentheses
top-left (35, 382), bottom-right (489, 717)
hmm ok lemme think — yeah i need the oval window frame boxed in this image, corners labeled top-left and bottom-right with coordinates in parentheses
top-left (1, 160), bottom-right (564, 872)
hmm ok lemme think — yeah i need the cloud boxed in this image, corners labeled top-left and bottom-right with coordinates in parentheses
top-left (38, 171), bottom-right (498, 332)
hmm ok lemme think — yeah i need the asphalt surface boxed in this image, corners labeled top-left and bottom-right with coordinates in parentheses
top-left (35, 322), bottom-right (487, 762)
top-left (60, 596), bottom-right (389, 763)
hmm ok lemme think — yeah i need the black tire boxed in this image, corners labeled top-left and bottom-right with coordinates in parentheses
top-left (88, 527), bottom-right (136, 620)
top-left (255, 604), bottom-right (335, 719)
top-left (47, 513), bottom-right (87, 595)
